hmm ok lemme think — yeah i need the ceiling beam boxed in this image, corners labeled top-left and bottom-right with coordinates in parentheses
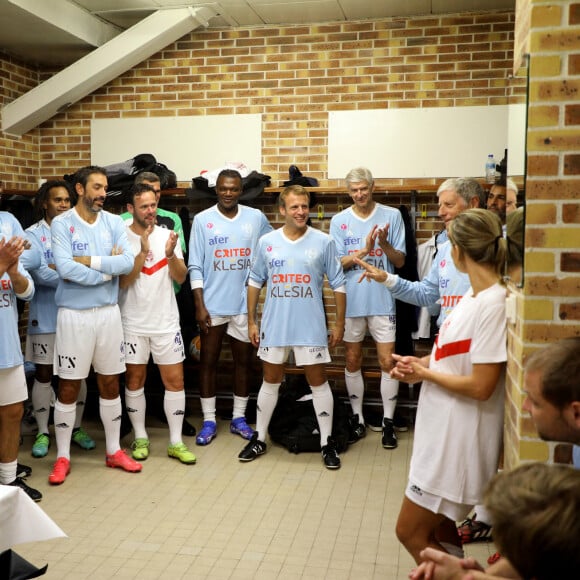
top-left (8, 0), bottom-right (121, 47)
top-left (2, 6), bottom-right (216, 136)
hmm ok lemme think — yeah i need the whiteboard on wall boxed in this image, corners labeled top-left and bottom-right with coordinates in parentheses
top-left (91, 114), bottom-right (262, 182)
top-left (328, 105), bottom-right (526, 179)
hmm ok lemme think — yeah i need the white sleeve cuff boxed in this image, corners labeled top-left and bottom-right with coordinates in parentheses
top-left (382, 273), bottom-right (399, 289)
top-left (90, 256), bottom-right (102, 271)
top-left (191, 279), bottom-right (203, 290)
top-left (248, 279), bottom-right (263, 289)
top-left (102, 274), bottom-right (112, 282)
top-left (334, 285), bottom-right (346, 294)
top-left (15, 280), bottom-right (34, 301)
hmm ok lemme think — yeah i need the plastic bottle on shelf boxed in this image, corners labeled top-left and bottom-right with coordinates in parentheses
top-left (485, 154), bottom-right (496, 184)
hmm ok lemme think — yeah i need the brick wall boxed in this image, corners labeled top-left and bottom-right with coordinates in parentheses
top-left (0, 53), bottom-right (39, 188)
top-left (504, 0), bottom-right (580, 469)
top-left (1, 10), bottom-right (527, 405)
top-left (1, 11), bottom-right (521, 191)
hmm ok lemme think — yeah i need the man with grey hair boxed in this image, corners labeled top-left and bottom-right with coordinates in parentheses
top-left (380, 177), bottom-right (483, 329)
top-left (330, 167), bottom-right (406, 449)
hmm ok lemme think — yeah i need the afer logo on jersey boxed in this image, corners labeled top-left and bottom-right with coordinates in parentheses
top-left (72, 240), bottom-right (89, 252)
top-left (344, 236), bottom-right (362, 246)
top-left (208, 235), bottom-right (229, 245)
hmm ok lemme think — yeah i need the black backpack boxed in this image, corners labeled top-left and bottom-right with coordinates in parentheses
top-left (268, 375), bottom-right (350, 454)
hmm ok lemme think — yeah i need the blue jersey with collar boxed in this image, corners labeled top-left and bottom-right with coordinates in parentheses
top-left (0, 212), bottom-right (34, 368)
top-left (330, 203), bottom-right (406, 317)
top-left (390, 240), bottom-right (470, 327)
top-left (249, 226), bottom-right (345, 348)
top-left (25, 220), bottom-right (60, 334)
top-left (188, 204), bottom-right (272, 316)
top-left (51, 208), bottom-right (134, 310)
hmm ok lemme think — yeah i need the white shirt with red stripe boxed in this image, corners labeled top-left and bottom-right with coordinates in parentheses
top-left (119, 225), bottom-right (182, 336)
top-left (409, 282), bottom-right (507, 507)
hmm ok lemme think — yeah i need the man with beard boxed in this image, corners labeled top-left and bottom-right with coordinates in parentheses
top-left (48, 166), bottom-right (142, 485)
top-left (118, 184), bottom-right (196, 465)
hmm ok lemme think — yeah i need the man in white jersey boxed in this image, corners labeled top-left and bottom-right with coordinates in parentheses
top-left (188, 169), bottom-right (272, 446)
top-left (330, 167), bottom-right (406, 449)
top-left (24, 180), bottom-right (96, 458)
top-left (238, 184), bottom-right (347, 469)
top-left (0, 204), bottom-right (42, 502)
top-left (120, 171), bottom-right (196, 437)
top-left (48, 166), bottom-right (142, 485)
top-left (119, 184), bottom-right (196, 464)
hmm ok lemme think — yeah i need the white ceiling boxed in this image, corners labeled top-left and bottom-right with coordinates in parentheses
top-left (0, 0), bottom-right (515, 67)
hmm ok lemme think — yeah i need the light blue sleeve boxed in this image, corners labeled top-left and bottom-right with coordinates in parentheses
top-left (93, 216), bottom-right (134, 276)
top-left (20, 236), bottom-right (41, 272)
top-left (389, 255), bottom-right (440, 307)
top-left (188, 216), bottom-right (205, 284)
top-left (249, 237), bottom-right (268, 286)
top-left (27, 233), bottom-right (59, 289)
top-left (324, 237), bottom-right (346, 290)
top-left (51, 217), bottom-right (109, 286)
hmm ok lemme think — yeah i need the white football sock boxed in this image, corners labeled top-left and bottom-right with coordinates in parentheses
top-left (255, 381), bottom-right (280, 442)
top-left (164, 390), bottom-right (185, 446)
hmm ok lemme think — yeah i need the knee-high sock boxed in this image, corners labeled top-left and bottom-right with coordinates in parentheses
top-left (381, 373), bottom-right (399, 420)
top-left (0, 460), bottom-right (17, 484)
top-left (311, 382), bottom-right (334, 447)
top-left (74, 379), bottom-right (88, 430)
top-left (232, 395), bottom-right (249, 420)
top-left (200, 396), bottom-right (216, 423)
top-left (32, 380), bottom-right (53, 434)
top-left (99, 397), bottom-right (122, 456)
top-left (125, 387), bottom-right (147, 440)
top-left (54, 400), bottom-right (76, 460)
top-left (164, 390), bottom-right (185, 445)
top-left (255, 381), bottom-right (280, 442)
top-left (344, 369), bottom-right (365, 423)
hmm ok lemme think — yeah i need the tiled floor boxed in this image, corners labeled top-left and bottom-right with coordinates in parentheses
top-left (16, 417), bottom-right (496, 579)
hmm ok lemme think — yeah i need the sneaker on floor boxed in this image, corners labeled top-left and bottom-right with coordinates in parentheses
top-left (8, 477), bottom-right (43, 502)
top-left (230, 417), bottom-right (254, 440)
top-left (348, 413), bottom-right (367, 443)
top-left (382, 418), bottom-right (398, 449)
top-left (321, 437), bottom-right (341, 470)
top-left (457, 513), bottom-right (493, 544)
top-left (238, 432), bottom-right (266, 462)
top-left (106, 450), bottom-right (142, 473)
top-left (17, 463), bottom-right (32, 479)
top-left (196, 421), bottom-right (217, 446)
top-left (167, 442), bottom-right (197, 464)
top-left (32, 433), bottom-right (50, 458)
top-left (48, 457), bottom-right (71, 485)
top-left (130, 438), bottom-right (150, 460)
top-left (72, 427), bottom-right (96, 450)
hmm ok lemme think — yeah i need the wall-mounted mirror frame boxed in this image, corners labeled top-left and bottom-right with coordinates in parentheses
top-left (506, 54), bottom-right (529, 287)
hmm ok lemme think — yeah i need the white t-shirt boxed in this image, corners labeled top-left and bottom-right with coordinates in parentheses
top-left (119, 226), bottom-right (182, 336)
top-left (409, 282), bottom-right (507, 506)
